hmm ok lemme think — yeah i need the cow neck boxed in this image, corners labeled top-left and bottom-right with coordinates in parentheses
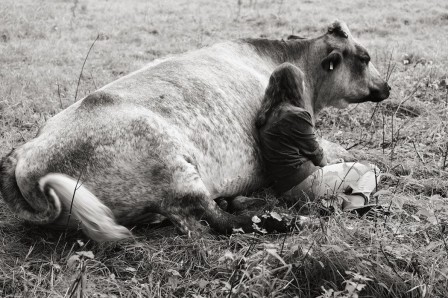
top-left (253, 39), bottom-right (316, 121)
top-left (300, 80), bottom-right (316, 124)
top-left (242, 38), bottom-right (316, 121)
top-left (306, 73), bottom-right (325, 118)
top-left (243, 38), bottom-right (311, 66)
top-left (287, 39), bottom-right (320, 122)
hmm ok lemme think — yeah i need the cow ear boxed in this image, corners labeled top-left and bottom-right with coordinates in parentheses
top-left (321, 51), bottom-right (342, 71)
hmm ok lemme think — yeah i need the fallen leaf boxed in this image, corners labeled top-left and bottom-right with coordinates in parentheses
top-left (253, 223), bottom-right (267, 234)
top-left (373, 190), bottom-right (392, 198)
top-left (166, 269), bottom-right (181, 277)
top-left (270, 211), bottom-right (282, 221)
top-left (252, 215), bottom-right (261, 223)
top-left (76, 251), bottom-right (94, 259)
top-left (198, 279), bottom-right (208, 289)
top-left (266, 248), bottom-right (287, 265)
top-left (232, 227), bottom-right (244, 234)
top-left (218, 251), bottom-right (234, 262)
top-left (67, 255), bottom-right (80, 269)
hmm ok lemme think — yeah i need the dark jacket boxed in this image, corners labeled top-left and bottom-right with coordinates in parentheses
top-left (258, 104), bottom-right (324, 192)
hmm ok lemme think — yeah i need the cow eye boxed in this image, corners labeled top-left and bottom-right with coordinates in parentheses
top-left (359, 55), bottom-right (370, 65)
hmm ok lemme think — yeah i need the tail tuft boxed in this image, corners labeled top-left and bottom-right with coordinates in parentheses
top-left (39, 174), bottom-right (132, 242)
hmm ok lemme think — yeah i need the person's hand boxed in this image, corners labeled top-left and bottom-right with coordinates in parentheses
top-left (327, 157), bottom-right (345, 165)
top-left (318, 153), bottom-right (328, 167)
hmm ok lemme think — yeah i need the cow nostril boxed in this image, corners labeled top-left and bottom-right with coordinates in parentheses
top-left (387, 84), bottom-right (391, 91)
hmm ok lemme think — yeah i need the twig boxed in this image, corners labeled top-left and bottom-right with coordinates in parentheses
top-left (445, 89), bottom-right (447, 108)
top-left (385, 48), bottom-right (396, 83)
top-left (337, 162), bottom-right (358, 191)
top-left (411, 140), bottom-right (425, 163)
top-left (227, 241), bottom-right (256, 298)
top-left (382, 109), bottom-right (385, 154)
top-left (65, 170), bottom-right (85, 234)
top-left (67, 259), bottom-right (87, 298)
top-left (383, 177), bottom-right (401, 228)
top-left (392, 73), bottom-right (426, 121)
top-left (387, 74), bottom-right (426, 148)
top-left (80, 261), bottom-right (86, 298)
top-left (434, 213), bottom-right (448, 256)
top-left (300, 235), bottom-right (322, 263)
top-left (379, 244), bottom-right (406, 282)
top-left (345, 142), bottom-right (361, 151)
top-left (369, 102), bottom-right (380, 123)
top-left (67, 270), bottom-right (82, 298)
top-left (390, 113), bottom-right (396, 161)
top-left (442, 143), bottom-right (448, 170)
top-left (279, 226), bottom-right (290, 257)
top-left (74, 34), bottom-right (100, 102)
top-left (50, 257), bottom-right (55, 291)
top-left (345, 102), bottom-right (381, 151)
top-left (57, 81), bottom-right (63, 109)
top-left (18, 131), bottom-right (26, 142)
top-left (373, 167), bottom-right (379, 230)
top-left (374, 167), bottom-right (379, 204)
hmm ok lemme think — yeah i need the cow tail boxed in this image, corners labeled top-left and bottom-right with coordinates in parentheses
top-left (0, 152), bottom-right (131, 242)
top-left (39, 174), bottom-right (132, 242)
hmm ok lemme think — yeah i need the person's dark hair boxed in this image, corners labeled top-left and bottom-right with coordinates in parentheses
top-left (255, 63), bottom-right (306, 128)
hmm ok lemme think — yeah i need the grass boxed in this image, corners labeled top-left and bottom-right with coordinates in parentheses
top-left (1, 0), bottom-right (448, 297)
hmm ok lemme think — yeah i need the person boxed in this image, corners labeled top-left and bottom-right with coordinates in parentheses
top-left (256, 63), bottom-right (379, 213)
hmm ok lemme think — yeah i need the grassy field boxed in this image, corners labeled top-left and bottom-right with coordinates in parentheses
top-left (1, 0), bottom-right (448, 297)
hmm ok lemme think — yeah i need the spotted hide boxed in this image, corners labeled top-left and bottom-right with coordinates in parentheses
top-left (0, 20), bottom-right (390, 241)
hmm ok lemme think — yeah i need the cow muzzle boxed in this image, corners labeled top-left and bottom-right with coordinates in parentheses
top-left (366, 82), bottom-right (391, 102)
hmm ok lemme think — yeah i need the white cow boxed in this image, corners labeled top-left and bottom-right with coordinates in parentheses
top-left (0, 21), bottom-right (390, 241)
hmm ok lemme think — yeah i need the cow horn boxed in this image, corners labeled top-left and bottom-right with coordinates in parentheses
top-left (328, 21), bottom-right (349, 38)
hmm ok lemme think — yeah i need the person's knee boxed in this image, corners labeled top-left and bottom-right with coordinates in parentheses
top-left (351, 162), bottom-right (380, 176)
top-left (332, 162), bottom-right (377, 175)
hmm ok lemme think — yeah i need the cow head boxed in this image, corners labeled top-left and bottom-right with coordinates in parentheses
top-left (309, 20), bottom-right (391, 111)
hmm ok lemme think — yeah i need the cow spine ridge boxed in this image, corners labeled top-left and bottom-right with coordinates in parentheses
top-left (39, 174), bottom-right (132, 242)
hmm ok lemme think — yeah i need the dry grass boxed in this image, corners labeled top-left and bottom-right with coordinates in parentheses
top-left (1, 0), bottom-right (448, 297)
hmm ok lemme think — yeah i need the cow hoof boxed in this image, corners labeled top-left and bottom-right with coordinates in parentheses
top-left (215, 197), bottom-right (229, 211)
top-left (229, 196), bottom-right (266, 213)
top-left (174, 219), bottom-right (209, 237)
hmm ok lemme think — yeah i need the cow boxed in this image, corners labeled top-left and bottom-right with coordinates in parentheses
top-left (0, 21), bottom-right (390, 241)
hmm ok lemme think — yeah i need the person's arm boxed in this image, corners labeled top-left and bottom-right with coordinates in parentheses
top-left (281, 110), bottom-right (326, 166)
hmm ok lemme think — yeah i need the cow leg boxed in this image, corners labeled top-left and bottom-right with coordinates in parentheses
top-left (215, 196), bottom-right (267, 213)
top-left (228, 196), bottom-right (267, 214)
top-left (160, 156), bottom-right (254, 235)
top-left (164, 193), bottom-right (257, 236)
